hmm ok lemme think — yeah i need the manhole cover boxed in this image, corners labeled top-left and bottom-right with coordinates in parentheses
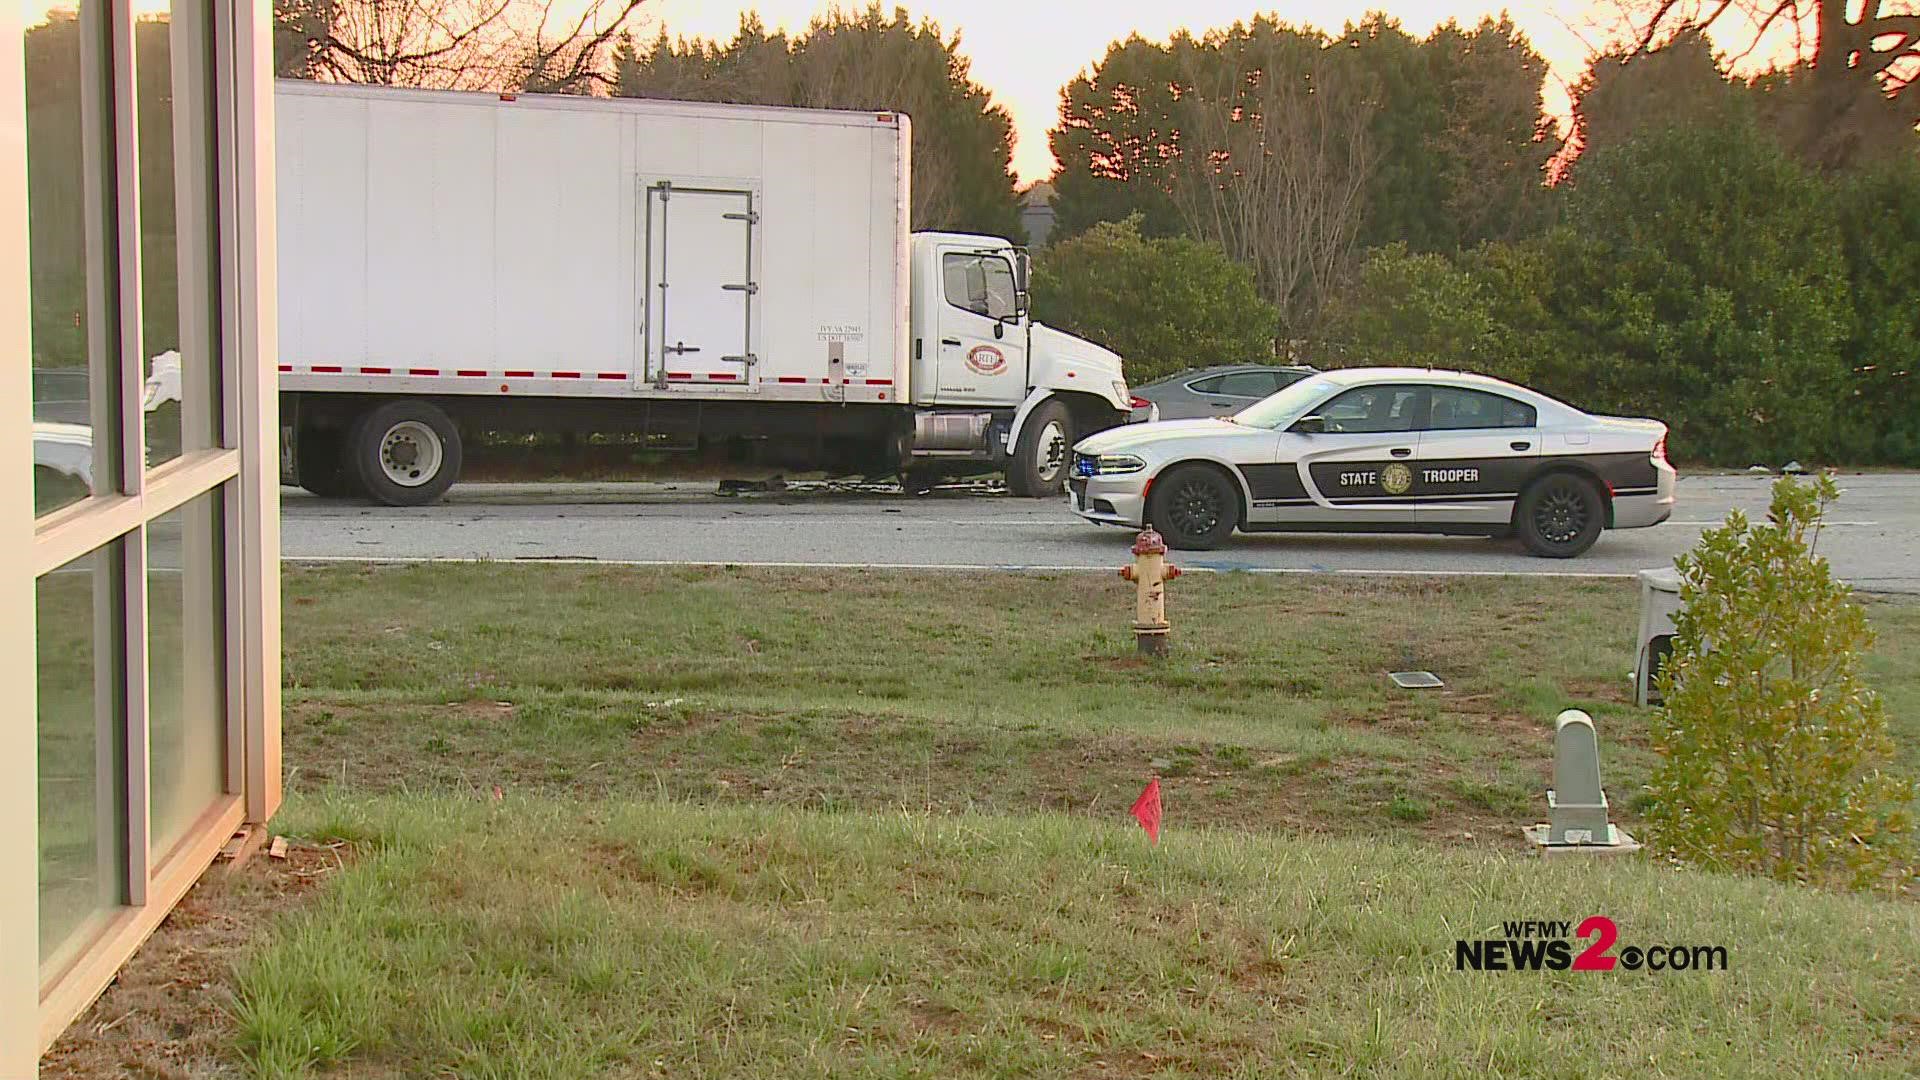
top-left (1388, 670), bottom-right (1444, 689)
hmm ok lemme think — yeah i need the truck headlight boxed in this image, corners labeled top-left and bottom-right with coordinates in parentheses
top-left (1076, 453), bottom-right (1145, 477)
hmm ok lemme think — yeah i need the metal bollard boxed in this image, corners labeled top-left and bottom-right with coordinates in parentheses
top-left (1119, 528), bottom-right (1180, 656)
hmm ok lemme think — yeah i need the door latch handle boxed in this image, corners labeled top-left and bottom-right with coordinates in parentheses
top-left (1510, 441), bottom-right (1531, 451)
top-left (1391, 448), bottom-right (1412, 458)
top-left (940, 337), bottom-right (962, 347)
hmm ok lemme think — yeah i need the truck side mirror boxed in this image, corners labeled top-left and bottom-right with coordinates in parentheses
top-left (1014, 250), bottom-right (1031, 319)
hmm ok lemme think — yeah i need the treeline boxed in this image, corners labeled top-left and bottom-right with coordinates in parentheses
top-left (1040, 18), bottom-right (1920, 465)
top-left (28, 2), bottom-right (1919, 464)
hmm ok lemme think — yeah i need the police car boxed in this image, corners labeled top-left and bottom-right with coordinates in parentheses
top-left (1068, 368), bottom-right (1674, 557)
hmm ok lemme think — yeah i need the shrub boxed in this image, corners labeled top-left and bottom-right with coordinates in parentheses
top-left (1030, 216), bottom-right (1278, 385)
top-left (1647, 474), bottom-right (1917, 891)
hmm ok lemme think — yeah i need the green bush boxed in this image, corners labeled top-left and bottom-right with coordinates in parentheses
top-left (1030, 216), bottom-right (1278, 385)
top-left (1647, 474), bottom-right (1917, 892)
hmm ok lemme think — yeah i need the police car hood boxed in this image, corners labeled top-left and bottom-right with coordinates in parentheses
top-left (1075, 417), bottom-right (1247, 454)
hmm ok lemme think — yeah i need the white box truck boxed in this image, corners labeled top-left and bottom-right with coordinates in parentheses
top-left (274, 81), bottom-right (1137, 505)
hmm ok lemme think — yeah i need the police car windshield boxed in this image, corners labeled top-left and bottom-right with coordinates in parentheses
top-left (1234, 375), bottom-right (1341, 429)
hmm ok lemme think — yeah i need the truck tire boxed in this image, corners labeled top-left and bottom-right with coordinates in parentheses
top-left (294, 426), bottom-right (361, 498)
top-left (1008, 398), bottom-right (1073, 497)
top-left (1515, 473), bottom-right (1603, 558)
top-left (1148, 464), bottom-right (1240, 550)
top-left (348, 399), bottom-right (462, 507)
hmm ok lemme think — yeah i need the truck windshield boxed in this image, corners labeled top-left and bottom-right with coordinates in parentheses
top-left (1232, 375), bottom-right (1339, 429)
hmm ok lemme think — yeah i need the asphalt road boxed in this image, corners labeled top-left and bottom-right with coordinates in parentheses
top-left (280, 472), bottom-right (1920, 592)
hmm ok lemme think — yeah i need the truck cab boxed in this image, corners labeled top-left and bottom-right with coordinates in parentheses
top-left (906, 232), bottom-right (1133, 494)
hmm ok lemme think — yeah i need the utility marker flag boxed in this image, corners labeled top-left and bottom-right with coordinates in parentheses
top-left (1131, 777), bottom-right (1162, 843)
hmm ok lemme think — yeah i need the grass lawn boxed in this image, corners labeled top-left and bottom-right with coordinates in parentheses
top-left (280, 563), bottom-right (1920, 840)
top-left (233, 796), bottom-right (1920, 1078)
top-left (51, 565), bottom-right (1920, 1077)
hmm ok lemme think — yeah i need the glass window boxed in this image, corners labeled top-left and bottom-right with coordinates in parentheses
top-left (148, 490), bottom-right (227, 862)
top-left (1186, 374), bottom-right (1225, 394)
top-left (1213, 371), bottom-right (1281, 398)
top-left (137, 13), bottom-right (182, 467)
top-left (27, 7), bottom-right (102, 516)
top-left (1236, 374), bottom-right (1339, 429)
top-left (38, 545), bottom-right (127, 967)
top-left (1429, 387), bottom-right (1537, 430)
top-left (1316, 385), bottom-right (1426, 433)
top-left (941, 253), bottom-right (1016, 319)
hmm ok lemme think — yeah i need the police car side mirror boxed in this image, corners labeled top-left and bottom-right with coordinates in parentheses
top-left (1292, 415), bottom-right (1326, 434)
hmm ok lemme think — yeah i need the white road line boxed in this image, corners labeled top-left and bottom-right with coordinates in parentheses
top-left (285, 554), bottom-right (1637, 580)
top-left (1665, 520), bottom-right (1879, 527)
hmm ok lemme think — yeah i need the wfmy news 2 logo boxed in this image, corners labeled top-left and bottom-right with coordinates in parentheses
top-left (1455, 916), bottom-right (1728, 973)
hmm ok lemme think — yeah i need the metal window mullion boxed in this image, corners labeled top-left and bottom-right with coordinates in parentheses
top-left (220, 480), bottom-right (243, 793)
top-left (108, 2), bottom-right (145, 496)
top-left (211, 3), bottom-right (245, 796)
top-left (121, 525), bottom-right (151, 906)
top-left (77, 3), bottom-right (125, 495)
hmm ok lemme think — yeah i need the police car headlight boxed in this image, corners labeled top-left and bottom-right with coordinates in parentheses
top-left (1079, 453), bottom-right (1145, 476)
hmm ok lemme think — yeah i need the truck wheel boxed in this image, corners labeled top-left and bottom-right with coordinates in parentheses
top-left (1008, 399), bottom-right (1073, 497)
top-left (1148, 464), bottom-right (1240, 550)
top-left (1515, 473), bottom-right (1603, 558)
top-left (294, 426), bottom-right (360, 498)
top-left (349, 400), bottom-right (462, 507)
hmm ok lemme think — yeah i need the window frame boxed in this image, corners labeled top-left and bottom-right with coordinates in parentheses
top-left (4, 2), bottom-right (282, 1063)
top-left (1307, 384), bottom-right (1432, 435)
top-left (1426, 386), bottom-right (1538, 431)
top-left (940, 251), bottom-right (1018, 320)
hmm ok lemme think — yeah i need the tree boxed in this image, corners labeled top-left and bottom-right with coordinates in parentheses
top-left (1550, 109), bottom-right (1854, 462)
top-left (1344, 14), bottom-right (1556, 252)
top-left (617, 7), bottom-right (1021, 238)
top-left (1030, 217), bottom-right (1277, 384)
top-left (1162, 19), bottom-right (1379, 342)
top-left (273, 0), bottom-right (646, 94)
top-left (1648, 473), bottom-right (1917, 891)
top-left (1618, 0), bottom-right (1920, 170)
top-left (1047, 36), bottom-right (1186, 239)
top-left (1567, 29), bottom-right (1739, 163)
top-left (1829, 159), bottom-right (1920, 463)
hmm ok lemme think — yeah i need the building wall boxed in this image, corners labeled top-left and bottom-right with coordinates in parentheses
top-left (4, 4), bottom-right (281, 1072)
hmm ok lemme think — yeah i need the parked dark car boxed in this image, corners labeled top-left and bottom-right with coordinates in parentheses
top-left (1129, 364), bottom-right (1319, 421)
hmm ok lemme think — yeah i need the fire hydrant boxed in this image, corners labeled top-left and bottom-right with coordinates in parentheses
top-left (1119, 528), bottom-right (1180, 656)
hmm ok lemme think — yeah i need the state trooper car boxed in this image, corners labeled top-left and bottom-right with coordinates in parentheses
top-left (1068, 368), bottom-right (1674, 557)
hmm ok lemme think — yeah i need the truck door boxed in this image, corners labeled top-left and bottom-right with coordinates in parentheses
top-left (932, 246), bottom-right (1025, 405)
top-left (644, 182), bottom-right (758, 389)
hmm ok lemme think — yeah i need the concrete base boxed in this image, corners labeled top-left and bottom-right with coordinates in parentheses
top-left (1135, 630), bottom-right (1169, 657)
top-left (1522, 823), bottom-right (1641, 855)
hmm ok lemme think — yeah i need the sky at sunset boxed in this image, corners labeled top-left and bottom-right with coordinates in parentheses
top-left (36, 0), bottom-right (1803, 185)
top-left (645, 1), bottom-right (1801, 185)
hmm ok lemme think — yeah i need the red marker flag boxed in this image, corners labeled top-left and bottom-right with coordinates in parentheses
top-left (1131, 777), bottom-right (1162, 843)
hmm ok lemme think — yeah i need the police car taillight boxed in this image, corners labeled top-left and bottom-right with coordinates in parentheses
top-left (1129, 396), bottom-right (1151, 410)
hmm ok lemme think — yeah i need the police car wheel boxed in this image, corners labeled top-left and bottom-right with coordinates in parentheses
top-left (1149, 465), bottom-right (1239, 550)
top-left (1516, 474), bottom-right (1603, 558)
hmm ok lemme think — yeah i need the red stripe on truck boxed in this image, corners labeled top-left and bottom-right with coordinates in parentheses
top-left (596, 372), bottom-right (626, 380)
top-left (708, 373), bottom-right (738, 381)
top-left (312, 365), bottom-right (342, 373)
top-left (359, 366), bottom-right (391, 375)
top-left (503, 369), bottom-right (535, 378)
top-left (277, 364), bottom-right (292, 373)
top-left (456, 369), bottom-right (487, 377)
top-left (551, 371), bottom-right (581, 379)
top-left (866, 379), bottom-right (892, 385)
top-left (777, 376), bottom-right (807, 384)
top-left (409, 368), bottom-right (440, 376)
